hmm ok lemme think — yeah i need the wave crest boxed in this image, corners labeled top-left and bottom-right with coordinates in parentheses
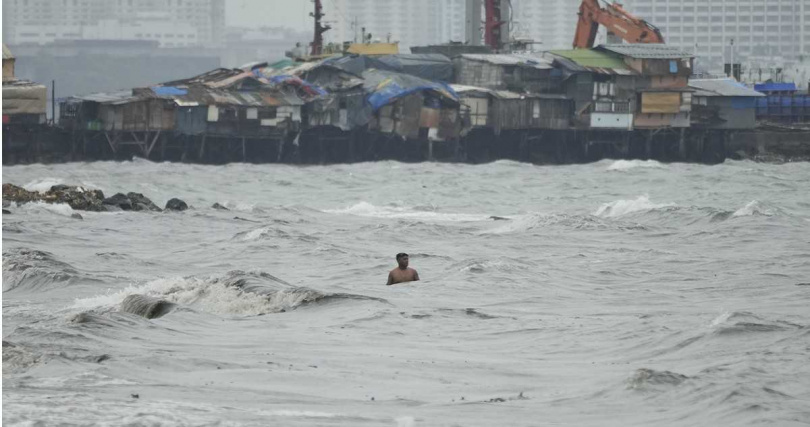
top-left (3, 248), bottom-right (86, 293)
top-left (607, 160), bottom-right (665, 171)
top-left (74, 270), bottom-right (386, 317)
top-left (627, 368), bottom-right (688, 390)
top-left (594, 196), bottom-right (675, 218)
top-left (732, 200), bottom-right (778, 217)
top-left (324, 201), bottom-right (490, 222)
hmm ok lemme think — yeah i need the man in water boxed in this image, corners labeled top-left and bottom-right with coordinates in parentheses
top-left (386, 253), bottom-right (420, 285)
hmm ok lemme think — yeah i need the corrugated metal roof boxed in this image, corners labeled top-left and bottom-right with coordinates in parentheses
top-left (451, 84), bottom-right (570, 101)
top-left (74, 90), bottom-right (138, 104)
top-left (690, 79), bottom-right (765, 98)
top-left (598, 44), bottom-right (693, 59)
top-left (3, 44), bottom-right (14, 60)
top-left (547, 50), bottom-right (635, 75)
top-left (459, 54), bottom-right (554, 69)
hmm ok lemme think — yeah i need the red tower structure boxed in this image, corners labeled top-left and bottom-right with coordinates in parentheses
top-left (310, 0), bottom-right (331, 56)
top-left (484, 0), bottom-right (505, 51)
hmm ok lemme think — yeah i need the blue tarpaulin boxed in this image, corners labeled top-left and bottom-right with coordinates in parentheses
top-left (362, 69), bottom-right (458, 111)
top-left (152, 86), bottom-right (188, 96)
top-left (754, 82), bottom-right (797, 93)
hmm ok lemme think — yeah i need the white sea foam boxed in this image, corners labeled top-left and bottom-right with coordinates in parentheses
top-left (23, 178), bottom-right (66, 193)
top-left (18, 201), bottom-right (76, 217)
top-left (607, 160), bottom-right (665, 171)
top-left (732, 200), bottom-right (774, 217)
top-left (594, 195), bottom-right (674, 218)
top-left (325, 201), bottom-right (489, 222)
top-left (242, 227), bottom-right (271, 241)
top-left (222, 201), bottom-right (261, 213)
top-left (258, 410), bottom-right (341, 418)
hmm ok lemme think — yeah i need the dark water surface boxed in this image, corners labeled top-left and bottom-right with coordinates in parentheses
top-left (3, 159), bottom-right (809, 426)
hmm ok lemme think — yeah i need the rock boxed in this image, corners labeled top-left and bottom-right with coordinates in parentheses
top-left (2, 209), bottom-right (10, 214)
top-left (165, 198), bottom-right (188, 211)
top-left (2, 183), bottom-right (41, 204)
top-left (71, 213), bottom-right (83, 220)
top-left (127, 192), bottom-right (162, 212)
top-left (42, 185), bottom-right (106, 212)
top-left (3, 199), bottom-right (10, 208)
top-left (212, 202), bottom-right (229, 211)
top-left (102, 193), bottom-right (133, 211)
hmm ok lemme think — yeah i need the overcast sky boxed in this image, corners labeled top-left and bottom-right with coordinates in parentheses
top-left (226, 0), bottom-right (311, 31)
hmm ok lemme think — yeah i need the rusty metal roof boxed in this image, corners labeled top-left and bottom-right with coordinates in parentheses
top-left (598, 44), bottom-right (694, 59)
top-left (459, 54), bottom-right (554, 69)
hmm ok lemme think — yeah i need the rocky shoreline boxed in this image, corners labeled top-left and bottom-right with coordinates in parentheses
top-left (2, 183), bottom-right (189, 215)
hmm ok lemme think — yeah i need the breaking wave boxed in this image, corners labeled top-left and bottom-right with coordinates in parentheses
top-left (73, 270), bottom-right (387, 317)
top-left (732, 200), bottom-right (778, 217)
top-left (594, 196), bottom-right (676, 218)
top-left (22, 178), bottom-right (67, 193)
top-left (324, 201), bottom-right (491, 222)
top-left (17, 201), bottom-right (77, 218)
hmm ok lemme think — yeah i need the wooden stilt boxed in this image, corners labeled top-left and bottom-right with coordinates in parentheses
top-left (242, 137), bottom-right (247, 162)
top-left (146, 130), bottom-right (161, 158)
top-left (199, 135), bottom-right (207, 161)
top-left (277, 138), bottom-right (283, 163)
top-left (678, 128), bottom-right (686, 160)
top-left (646, 130), bottom-right (653, 159)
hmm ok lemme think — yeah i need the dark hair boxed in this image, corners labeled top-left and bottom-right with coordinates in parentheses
top-left (396, 253), bottom-right (408, 260)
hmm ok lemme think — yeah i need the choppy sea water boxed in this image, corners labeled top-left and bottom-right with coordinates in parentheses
top-left (2, 158), bottom-right (809, 426)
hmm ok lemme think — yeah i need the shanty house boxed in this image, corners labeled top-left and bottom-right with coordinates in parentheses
top-left (2, 44), bottom-right (47, 125)
top-left (689, 78), bottom-right (764, 129)
top-left (452, 84), bottom-right (572, 135)
top-left (363, 69), bottom-right (461, 141)
top-left (453, 54), bottom-right (560, 93)
top-left (3, 44), bottom-right (15, 81)
top-left (596, 44), bottom-right (694, 129)
top-left (548, 49), bottom-right (637, 130)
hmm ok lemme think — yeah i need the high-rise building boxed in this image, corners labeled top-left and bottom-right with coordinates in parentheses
top-left (323, 0), bottom-right (461, 51)
top-left (619, 0), bottom-right (809, 74)
top-left (2, 0), bottom-right (226, 48)
top-left (511, 0), bottom-right (581, 50)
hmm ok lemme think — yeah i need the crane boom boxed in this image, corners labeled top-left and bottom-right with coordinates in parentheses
top-left (573, 0), bottom-right (664, 49)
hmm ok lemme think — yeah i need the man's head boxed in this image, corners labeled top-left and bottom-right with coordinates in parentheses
top-left (396, 253), bottom-right (409, 268)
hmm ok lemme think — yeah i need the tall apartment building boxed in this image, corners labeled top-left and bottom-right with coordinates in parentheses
top-left (511, 0), bottom-right (581, 50)
top-left (620, 0), bottom-right (809, 74)
top-left (323, 0), bottom-right (454, 51)
top-left (2, 0), bottom-right (225, 47)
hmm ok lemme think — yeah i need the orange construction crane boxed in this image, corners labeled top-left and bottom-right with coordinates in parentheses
top-left (573, 0), bottom-right (664, 49)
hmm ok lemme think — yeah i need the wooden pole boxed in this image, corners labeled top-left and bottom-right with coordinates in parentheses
top-left (199, 134), bottom-right (207, 161)
top-left (242, 136), bottom-right (247, 162)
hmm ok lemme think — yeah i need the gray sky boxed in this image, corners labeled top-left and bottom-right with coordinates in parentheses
top-left (226, 0), bottom-right (311, 30)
